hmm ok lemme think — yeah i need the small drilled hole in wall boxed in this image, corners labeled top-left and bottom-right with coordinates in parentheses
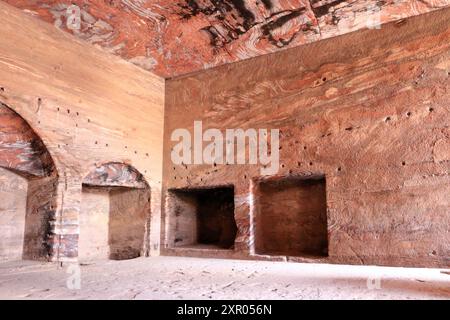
top-left (402, 161), bottom-right (406, 166)
top-left (385, 117), bottom-right (391, 122)
top-left (0, 87), bottom-right (5, 92)
top-left (309, 162), bottom-right (313, 166)
top-left (337, 167), bottom-right (342, 172)
top-left (429, 107), bottom-right (434, 112)
top-left (95, 141), bottom-right (98, 145)
top-left (169, 186), bottom-right (237, 250)
top-left (406, 112), bottom-right (412, 117)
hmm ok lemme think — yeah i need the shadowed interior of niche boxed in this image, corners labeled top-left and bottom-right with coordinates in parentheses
top-left (79, 185), bottom-right (150, 261)
top-left (79, 162), bottom-right (151, 262)
top-left (254, 176), bottom-right (329, 258)
top-left (0, 103), bottom-right (57, 262)
top-left (169, 186), bottom-right (237, 250)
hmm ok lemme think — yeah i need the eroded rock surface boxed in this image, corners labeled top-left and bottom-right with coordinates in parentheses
top-left (5, 1), bottom-right (450, 77)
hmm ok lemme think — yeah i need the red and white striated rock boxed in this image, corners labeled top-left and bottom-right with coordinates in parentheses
top-left (4, 0), bottom-right (450, 77)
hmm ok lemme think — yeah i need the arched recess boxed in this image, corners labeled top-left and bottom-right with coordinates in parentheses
top-left (80, 162), bottom-right (151, 261)
top-left (0, 102), bottom-right (58, 261)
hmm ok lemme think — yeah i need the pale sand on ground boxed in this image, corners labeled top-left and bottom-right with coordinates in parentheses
top-left (0, 257), bottom-right (448, 300)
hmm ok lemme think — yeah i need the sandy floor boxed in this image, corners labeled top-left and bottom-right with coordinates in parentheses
top-left (0, 256), bottom-right (449, 300)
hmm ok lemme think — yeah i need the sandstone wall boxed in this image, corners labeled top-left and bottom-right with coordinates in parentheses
top-left (0, 2), bottom-right (165, 261)
top-left (0, 1), bottom-right (448, 267)
top-left (163, 8), bottom-right (450, 267)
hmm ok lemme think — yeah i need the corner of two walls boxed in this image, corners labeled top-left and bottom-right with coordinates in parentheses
top-left (0, 2), bottom-right (165, 262)
top-left (1, 1), bottom-right (449, 267)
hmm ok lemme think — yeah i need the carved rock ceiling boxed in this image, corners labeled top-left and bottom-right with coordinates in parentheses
top-left (5, 0), bottom-right (450, 77)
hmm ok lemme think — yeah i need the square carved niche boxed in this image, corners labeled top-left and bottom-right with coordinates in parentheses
top-left (254, 176), bottom-right (328, 257)
top-left (168, 186), bottom-right (237, 250)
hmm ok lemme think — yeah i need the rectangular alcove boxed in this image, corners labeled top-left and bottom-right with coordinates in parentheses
top-left (168, 186), bottom-right (237, 250)
top-left (254, 176), bottom-right (329, 258)
top-left (79, 185), bottom-right (149, 261)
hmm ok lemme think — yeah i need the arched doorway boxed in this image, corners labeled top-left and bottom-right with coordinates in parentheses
top-left (79, 162), bottom-right (151, 261)
top-left (0, 103), bottom-right (57, 261)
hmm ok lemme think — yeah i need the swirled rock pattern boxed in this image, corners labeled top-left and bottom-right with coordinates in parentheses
top-left (4, 0), bottom-right (450, 77)
top-left (0, 103), bottom-right (55, 177)
top-left (83, 162), bottom-right (148, 188)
